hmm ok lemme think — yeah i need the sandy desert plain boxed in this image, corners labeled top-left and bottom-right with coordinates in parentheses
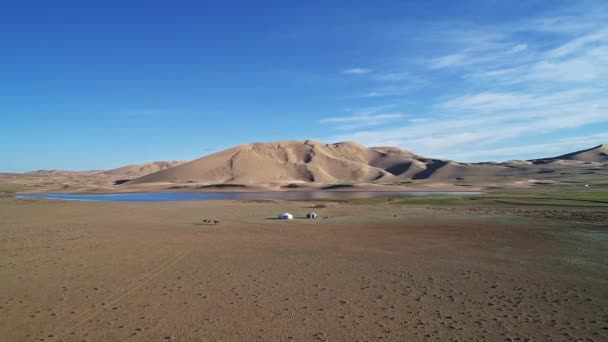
top-left (1, 141), bottom-right (608, 341)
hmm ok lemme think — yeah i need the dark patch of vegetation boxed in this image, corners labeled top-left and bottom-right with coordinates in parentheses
top-left (198, 184), bottom-right (246, 189)
top-left (321, 184), bottom-right (355, 190)
top-left (531, 159), bottom-right (552, 165)
top-left (0, 183), bottom-right (29, 197)
top-left (239, 199), bottom-right (277, 203)
top-left (330, 189), bottom-right (608, 207)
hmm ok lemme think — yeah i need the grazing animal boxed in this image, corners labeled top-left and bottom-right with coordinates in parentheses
top-left (307, 212), bottom-right (318, 219)
top-left (213, 220), bottom-right (219, 225)
top-left (203, 219), bottom-right (208, 223)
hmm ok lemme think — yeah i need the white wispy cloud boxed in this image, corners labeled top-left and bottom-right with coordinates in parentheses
top-left (438, 88), bottom-right (596, 113)
top-left (362, 86), bottom-right (417, 98)
top-left (343, 104), bottom-right (396, 115)
top-left (321, 113), bottom-right (403, 124)
top-left (370, 72), bottom-right (413, 82)
top-left (468, 36), bottom-right (608, 84)
top-left (328, 86), bottom-right (608, 160)
top-left (545, 28), bottom-right (608, 58)
top-left (341, 68), bottom-right (424, 97)
top-left (367, 74), bottom-right (425, 97)
top-left (510, 44), bottom-right (528, 53)
top-left (528, 46), bottom-right (607, 82)
top-left (449, 133), bottom-right (608, 161)
top-left (428, 53), bottom-right (469, 69)
top-left (438, 92), bottom-right (531, 112)
top-left (343, 68), bottom-right (372, 75)
top-left (321, 112), bottom-right (405, 131)
top-left (330, 2), bottom-right (608, 160)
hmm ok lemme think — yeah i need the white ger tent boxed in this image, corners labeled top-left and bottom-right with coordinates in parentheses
top-left (278, 213), bottom-right (294, 220)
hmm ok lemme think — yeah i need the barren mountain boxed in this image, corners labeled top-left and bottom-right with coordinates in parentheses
top-left (5, 141), bottom-right (606, 192)
top-left (530, 144), bottom-right (608, 164)
top-left (128, 140), bottom-right (411, 185)
top-left (103, 161), bottom-right (185, 177)
top-left (128, 140), bottom-right (608, 184)
top-left (127, 140), bottom-right (572, 185)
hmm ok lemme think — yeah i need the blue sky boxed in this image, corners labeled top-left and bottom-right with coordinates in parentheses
top-left (1, 0), bottom-right (607, 172)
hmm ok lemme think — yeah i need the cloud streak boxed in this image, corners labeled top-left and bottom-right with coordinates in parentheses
top-left (321, 112), bottom-right (405, 131)
top-left (330, 2), bottom-right (608, 161)
top-left (343, 68), bottom-right (372, 75)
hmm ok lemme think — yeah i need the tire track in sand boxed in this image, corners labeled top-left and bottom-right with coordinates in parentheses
top-left (48, 249), bottom-right (191, 341)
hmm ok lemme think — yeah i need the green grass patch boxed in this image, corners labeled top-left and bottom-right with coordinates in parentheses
top-left (478, 190), bottom-right (608, 206)
top-left (342, 195), bottom-right (463, 206)
top-left (385, 195), bottom-right (461, 205)
top-left (0, 183), bottom-right (29, 196)
top-left (338, 190), bottom-right (608, 207)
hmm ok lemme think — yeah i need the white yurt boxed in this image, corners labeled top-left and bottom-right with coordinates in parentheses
top-left (278, 213), bottom-right (294, 220)
top-left (307, 212), bottom-right (318, 219)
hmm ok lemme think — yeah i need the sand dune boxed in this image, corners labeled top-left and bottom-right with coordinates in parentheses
top-left (413, 161), bottom-right (514, 180)
top-left (533, 144), bottom-right (608, 163)
top-left (128, 140), bottom-right (607, 186)
top-left (103, 161), bottom-right (185, 177)
top-left (4, 141), bottom-right (607, 192)
top-left (127, 140), bottom-right (429, 185)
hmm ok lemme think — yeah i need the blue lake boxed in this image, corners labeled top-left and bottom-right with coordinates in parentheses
top-left (17, 191), bottom-right (483, 202)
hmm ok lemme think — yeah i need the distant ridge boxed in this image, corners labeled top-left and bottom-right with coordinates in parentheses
top-left (550, 144), bottom-right (607, 163)
top-left (126, 140), bottom-right (518, 185)
top-left (103, 161), bottom-right (185, 177)
top-left (127, 140), bottom-right (403, 184)
top-left (11, 141), bottom-right (607, 186)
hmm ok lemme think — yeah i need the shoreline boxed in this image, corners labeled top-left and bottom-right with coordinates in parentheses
top-left (15, 189), bottom-right (485, 202)
top-left (12, 182), bottom-right (486, 196)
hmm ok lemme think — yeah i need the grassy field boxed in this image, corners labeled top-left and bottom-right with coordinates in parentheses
top-left (2, 176), bottom-right (607, 207)
top-left (342, 189), bottom-right (608, 207)
top-left (0, 183), bottom-right (30, 197)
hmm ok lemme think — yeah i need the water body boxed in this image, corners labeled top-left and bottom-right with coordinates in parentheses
top-left (17, 191), bottom-right (482, 202)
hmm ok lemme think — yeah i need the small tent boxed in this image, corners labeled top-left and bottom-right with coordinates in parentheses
top-left (278, 213), bottom-right (294, 220)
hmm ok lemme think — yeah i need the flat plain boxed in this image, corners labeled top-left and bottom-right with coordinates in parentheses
top-left (1, 191), bottom-right (607, 341)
